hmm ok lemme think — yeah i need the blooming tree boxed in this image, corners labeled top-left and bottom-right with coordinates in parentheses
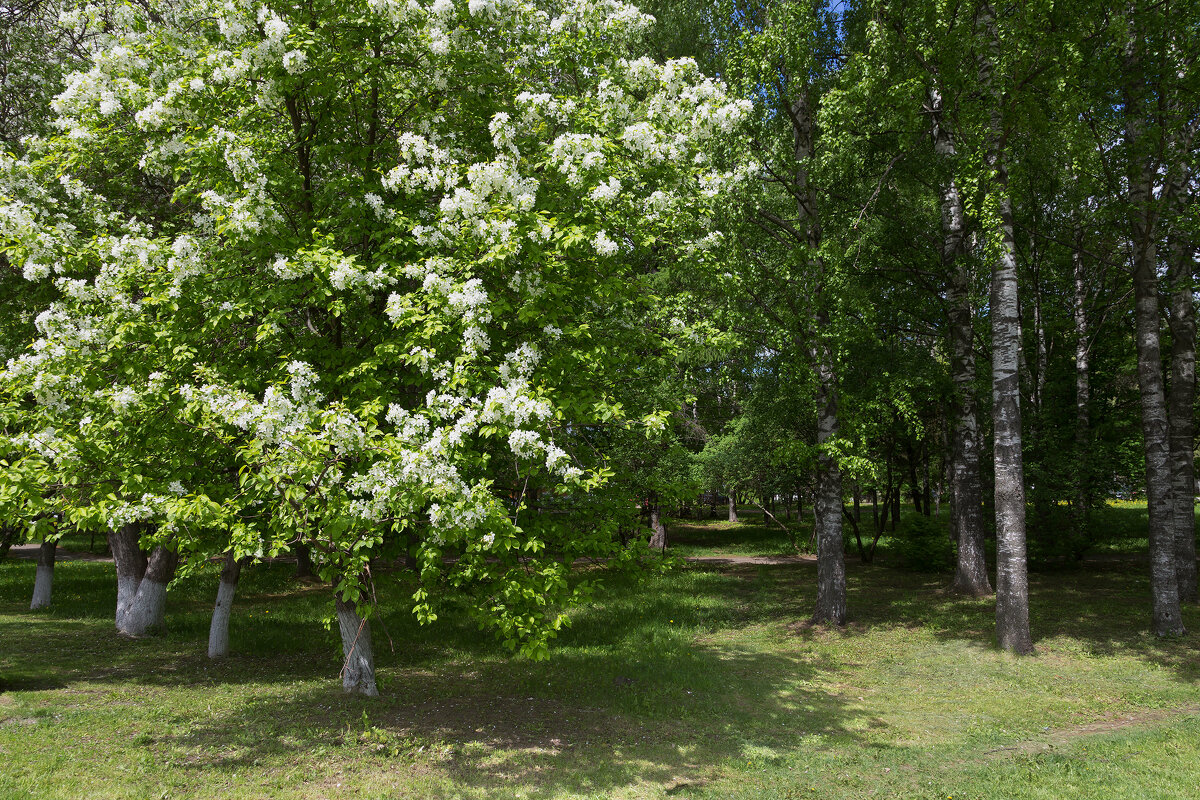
top-left (0, 0), bottom-right (748, 693)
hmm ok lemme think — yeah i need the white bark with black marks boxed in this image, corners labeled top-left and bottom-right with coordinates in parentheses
top-left (30, 539), bottom-right (56, 610)
top-left (1125, 14), bottom-right (1185, 634)
top-left (1167, 172), bottom-right (1197, 602)
top-left (336, 593), bottom-right (378, 696)
top-left (978, 2), bottom-right (1032, 653)
top-left (208, 551), bottom-right (242, 658)
top-left (929, 85), bottom-right (991, 597)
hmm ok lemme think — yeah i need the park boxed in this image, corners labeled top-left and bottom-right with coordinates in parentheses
top-left (1, 0), bottom-right (1199, 797)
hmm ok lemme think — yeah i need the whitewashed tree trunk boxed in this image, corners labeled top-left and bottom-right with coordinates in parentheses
top-left (979, 2), bottom-right (1032, 653)
top-left (107, 524), bottom-right (147, 629)
top-left (208, 551), bottom-right (242, 658)
top-left (929, 85), bottom-right (991, 597)
top-left (30, 539), bottom-right (56, 610)
top-left (335, 592), bottom-right (378, 696)
top-left (117, 545), bottom-right (178, 637)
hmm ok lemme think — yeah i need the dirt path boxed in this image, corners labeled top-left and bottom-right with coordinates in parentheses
top-left (684, 553), bottom-right (816, 566)
top-left (984, 704), bottom-right (1200, 758)
top-left (5, 544), bottom-right (113, 562)
top-left (6, 546), bottom-right (815, 569)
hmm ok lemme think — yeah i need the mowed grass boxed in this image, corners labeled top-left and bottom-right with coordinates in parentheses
top-left (1, 508), bottom-right (1199, 799)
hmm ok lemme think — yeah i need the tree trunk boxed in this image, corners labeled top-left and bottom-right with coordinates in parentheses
top-left (294, 541), bottom-right (314, 579)
top-left (0, 526), bottom-right (17, 561)
top-left (335, 591), bottom-right (379, 696)
top-left (931, 84), bottom-right (991, 597)
top-left (30, 538), bottom-right (55, 610)
top-left (979, 3), bottom-right (1032, 653)
top-left (1072, 227), bottom-right (1092, 554)
top-left (1125, 17), bottom-right (1185, 634)
top-left (107, 524), bottom-right (147, 628)
top-left (648, 501), bottom-right (667, 551)
top-left (1167, 190), bottom-right (1197, 601)
top-left (727, 493), bottom-right (738, 523)
top-left (117, 545), bottom-right (178, 637)
top-left (812, 338), bottom-right (847, 625)
top-left (208, 551), bottom-right (242, 658)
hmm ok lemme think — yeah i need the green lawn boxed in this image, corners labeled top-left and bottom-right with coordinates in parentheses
top-left (2, 511), bottom-right (1199, 799)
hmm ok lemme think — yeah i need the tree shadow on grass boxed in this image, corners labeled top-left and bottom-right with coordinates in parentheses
top-left (760, 557), bottom-right (1200, 685)
top-left (155, 639), bottom-right (873, 799)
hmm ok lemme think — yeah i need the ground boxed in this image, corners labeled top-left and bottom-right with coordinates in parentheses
top-left (1, 506), bottom-right (1198, 799)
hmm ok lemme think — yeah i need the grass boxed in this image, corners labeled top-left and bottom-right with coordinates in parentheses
top-left (2, 505), bottom-right (1199, 799)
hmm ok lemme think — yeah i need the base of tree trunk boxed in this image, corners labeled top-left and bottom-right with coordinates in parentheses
top-left (30, 541), bottom-right (56, 609)
top-left (118, 579), bottom-right (168, 636)
top-left (208, 579), bottom-right (238, 657)
top-left (336, 596), bottom-right (378, 696)
top-left (30, 566), bottom-right (54, 609)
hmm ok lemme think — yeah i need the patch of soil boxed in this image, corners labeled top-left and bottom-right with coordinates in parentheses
top-left (984, 704), bottom-right (1200, 758)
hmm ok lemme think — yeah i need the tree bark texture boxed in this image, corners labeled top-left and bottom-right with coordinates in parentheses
top-left (208, 551), bottom-right (242, 658)
top-left (1073, 229), bottom-right (1092, 548)
top-left (107, 524), bottom-right (147, 628)
top-left (648, 502), bottom-right (667, 551)
top-left (30, 539), bottom-right (56, 610)
top-left (930, 85), bottom-right (991, 597)
top-left (1167, 190), bottom-right (1197, 602)
top-left (1125, 17), bottom-right (1185, 634)
top-left (979, 3), bottom-right (1032, 653)
top-left (335, 593), bottom-right (379, 696)
top-left (117, 545), bottom-right (178, 637)
top-left (727, 493), bottom-right (738, 523)
top-left (778, 83), bottom-right (847, 625)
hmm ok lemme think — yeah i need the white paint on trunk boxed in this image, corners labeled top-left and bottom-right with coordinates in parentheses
top-left (118, 579), bottom-right (168, 636)
top-left (208, 579), bottom-right (238, 658)
top-left (30, 565), bottom-right (54, 610)
top-left (115, 575), bottom-right (141, 628)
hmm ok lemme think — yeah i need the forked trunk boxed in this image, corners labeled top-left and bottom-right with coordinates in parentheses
top-left (117, 545), bottom-right (178, 637)
top-left (30, 539), bottom-right (56, 610)
top-left (108, 524), bottom-right (147, 628)
top-left (208, 551), bottom-right (243, 658)
top-left (979, 2), bottom-right (1032, 653)
top-left (335, 592), bottom-right (378, 696)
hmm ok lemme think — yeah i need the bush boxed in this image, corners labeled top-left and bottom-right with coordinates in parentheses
top-left (893, 515), bottom-right (954, 572)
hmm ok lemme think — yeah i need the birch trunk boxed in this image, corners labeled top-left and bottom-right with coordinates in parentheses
top-left (117, 545), bottom-right (178, 637)
top-left (979, 2), bottom-right (1032, 653)
top-left (107, 524), bottom-right (147, 629)
top-left (30, 539), bottom-right (55, 610)
top-left (813, 336), bottom-right (847, 625)
top-left (785, 87), bottom-right (846, 625)
top-left (208, 551), bottom-right (242, 658)
top-left (930, 86), bottom-right (991, 596)
top-left (335, 592), bottom-right (378, 696)
top-left (1125, 19), bottom-right (1185, 634)
top-left (1073, 230), bottom-right (1092, 549)
top-left (1167, 194), bottom-right (1197, 602)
